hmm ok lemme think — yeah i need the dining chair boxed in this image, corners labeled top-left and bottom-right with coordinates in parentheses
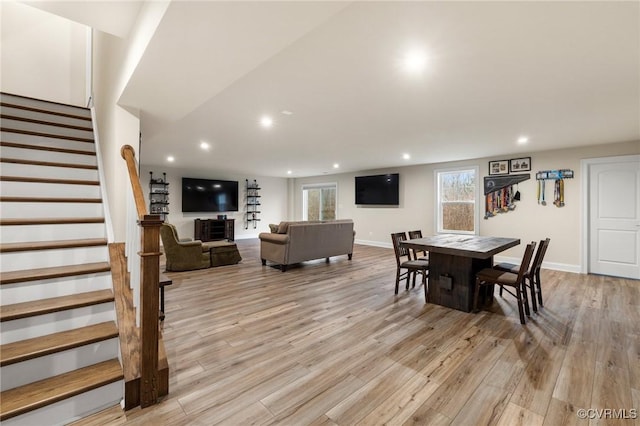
top-left (494, 238), bottom-right (550, 312)
top-left (390, 232), bottom-right (430, 300)
top-left (408, 230), bottom-right (428, 261)
top-left (473, 241), bottom-right (536, 324)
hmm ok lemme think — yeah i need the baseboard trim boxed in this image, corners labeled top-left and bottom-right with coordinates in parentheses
top-left (494, 255), bottom-right (581, 274)
top-left (355, 239), bottom-right (392, 249)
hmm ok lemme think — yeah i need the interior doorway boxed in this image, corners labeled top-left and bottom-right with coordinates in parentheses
top-left (582, 155), bottom-right (640, 279)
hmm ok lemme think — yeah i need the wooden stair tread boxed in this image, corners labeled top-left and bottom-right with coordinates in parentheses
top-left (0, 217), bottom-right (105, 225)
top-left (0, 261), bottom-right (111, 285)
top-left (0, 157), bottom-right (97, 170)
top-left (1, 141), bottom-right (96, 156)
top-left (1, 114), bottom-right (93, 132)
top-left (0, 128), bottom-right (94, 143)
top-left (0, 290), bottom-right (114, 322)
top-left (0, 359), bottom-right (123, 421)
top-left (0, 238), bottom-right (107, 253)
top-left (0, 101), bottom-right (91, 121)
top-left (0, 102), bottom-right (92, 122)
top-left (0, 321), bottom-right (119, 366)
top-left (0, 196), bottom-right (102, 203)
top-left (0, 176), bottom-right (100, 186)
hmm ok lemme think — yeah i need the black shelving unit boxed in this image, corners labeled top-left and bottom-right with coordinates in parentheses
top-left (149, 172), bottom-right (169, 221)
top-left (245, 179), bottom-right (261, 229)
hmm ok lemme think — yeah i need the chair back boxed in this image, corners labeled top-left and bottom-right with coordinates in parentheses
top-left (408, 230), bottom-right (427, 259)
top-left (391, 232), bottom-right (411, 266)
top-left (530, 238), bottom-right (550, 275)
top-left (516, 242), bottom-right (537, 282)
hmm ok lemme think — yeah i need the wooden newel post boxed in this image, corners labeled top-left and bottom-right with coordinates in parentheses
top-left (138, 214), bottom-right (163, 407)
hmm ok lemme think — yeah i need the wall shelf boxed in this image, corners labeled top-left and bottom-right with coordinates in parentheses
top-left (149, 172), bottom-right (169, 221)
top-left (245, 179), bottom-right (261, 229)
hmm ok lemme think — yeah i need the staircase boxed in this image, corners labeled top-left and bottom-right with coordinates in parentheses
top-left (0, 93), bottom-right (124, 424)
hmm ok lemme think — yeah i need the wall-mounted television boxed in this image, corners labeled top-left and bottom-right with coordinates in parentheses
top-left (182, 177), bottom-right (239, 212)
top-left (355, 173), bottom-right (400, 205)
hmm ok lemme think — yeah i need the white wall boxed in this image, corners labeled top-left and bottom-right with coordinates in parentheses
top-left (293, 140), bottom-right (640, 272)
top-left (0, 2), bottom-right (86, 106)
top-left (139, 165), bottom-right (289, 241)
top-left (92, 1), bottom-right (169, 242)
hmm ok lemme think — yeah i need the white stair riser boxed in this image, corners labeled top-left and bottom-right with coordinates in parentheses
top-left (0, 273), bottom-right (112, 305)
top-left (1, 246), bottom-right (109, 273)
top-left (1, 202), bottom-right (104, 218)
top-left (1, 118), bottom-right (94, 140)
top-left (1, 181), bottom-right (101, 198)
top-left (0, 338), bottom-right (119, 391)
top-left (1, 106), bottom-right (92, 128)
top-left (0, 223), bottom-right (106, 243)
top-left (0, 380), bottom-right (123, 426)
top-left (0, 93), bottom-right (91, 119)
top-left (1, 132), bottom-right (95, 152)
top-left (0, 162), bottom-right (99, 180)
top-left (1, 304), bottom-right (116, 345)
top-left (0, 146), bottom-right (97, 166)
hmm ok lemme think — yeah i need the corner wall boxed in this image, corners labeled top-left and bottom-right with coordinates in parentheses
top-left (293, 140), bottom-right (640, 271)
top-left (0, 1), bottom-right (86, 106)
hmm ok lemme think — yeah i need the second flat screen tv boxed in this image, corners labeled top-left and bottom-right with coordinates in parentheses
top-left (182, 177), bottom-right (239, 212)
top-left (355, 173), bottom-right (399, 205)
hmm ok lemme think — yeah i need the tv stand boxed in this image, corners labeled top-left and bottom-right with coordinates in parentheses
top-left (194, 218), bottom-right (235, 242)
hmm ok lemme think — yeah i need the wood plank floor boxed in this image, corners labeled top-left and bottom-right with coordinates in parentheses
top-left (79, 239), bottom-right (640, 425)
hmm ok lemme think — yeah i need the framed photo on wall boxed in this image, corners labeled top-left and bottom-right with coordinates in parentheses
top-left (489, 160), bottom-right (509, 175)
top-left (510, 157), bottom-right (531, 173)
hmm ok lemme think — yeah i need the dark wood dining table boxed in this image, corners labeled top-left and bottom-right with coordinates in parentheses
top-left (401, 234), bottom-right (520, 312)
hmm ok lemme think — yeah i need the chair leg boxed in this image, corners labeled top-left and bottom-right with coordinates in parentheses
top-left (521, 281), bottom-right (531, 317)
top-left (527, 276), bottom-right (538, 313)
top-left (412, 270), bottom-right (417, 289)
top-left (536, 270), bottom-right (544, 307)
top-left (515, 285), bottom-right (526, 324)
top-left (406, 271), bottom-right (411, 291)
top-left (499, 286), bottom-right (503, 297)
top-left (395, 269), bottom-right (401, 295)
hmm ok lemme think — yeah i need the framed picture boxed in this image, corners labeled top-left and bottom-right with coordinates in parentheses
top-left (489, 160), bottom-right (509, 175)
top-left (510, 157), bottom-right (531, 173)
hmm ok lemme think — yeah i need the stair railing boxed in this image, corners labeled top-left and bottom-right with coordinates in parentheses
top-left (120, 144), bottom-right (162, 408)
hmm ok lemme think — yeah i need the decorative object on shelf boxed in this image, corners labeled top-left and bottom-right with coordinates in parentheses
top-left (536, 169), bottom-right (574, 207)
top-left (245, 179), bottom-right (261, 229)
top-left (509, 157), bottom-right (531, 173)
top-left (149, 172), bottom-right (169, 221)
top-left (483, 174), bottom-right (530, 219)
top-left (488, 159), bottom-right (509, 175)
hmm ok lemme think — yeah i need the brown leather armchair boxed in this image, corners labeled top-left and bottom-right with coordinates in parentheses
top-left (160, 223), bottom-right (211, 271)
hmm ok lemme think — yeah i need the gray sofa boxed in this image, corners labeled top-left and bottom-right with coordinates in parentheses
top-left (259, 220), bottom-right (355, 271)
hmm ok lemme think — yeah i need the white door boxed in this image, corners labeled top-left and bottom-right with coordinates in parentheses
top-left (589, 157), bottom-right (640, 279)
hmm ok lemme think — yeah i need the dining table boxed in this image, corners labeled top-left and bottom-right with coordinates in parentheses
top-left (401, 234), bottom-right (520, 312)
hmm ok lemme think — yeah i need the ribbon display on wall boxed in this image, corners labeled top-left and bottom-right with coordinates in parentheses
top-left (536, 169), bottom-right (574, 207)
top-left (483, 174), bottom-right (530, 219)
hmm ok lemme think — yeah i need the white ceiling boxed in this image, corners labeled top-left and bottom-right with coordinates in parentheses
top-left (35, 1), bottom-right (640, 177)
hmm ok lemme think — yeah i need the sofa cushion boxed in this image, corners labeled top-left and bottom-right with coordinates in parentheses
top-left (277, 221), bottom-right (290, 234)
top-left (269, 223), bottom-right (279, 233)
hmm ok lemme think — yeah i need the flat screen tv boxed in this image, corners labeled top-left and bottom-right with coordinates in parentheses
top-left (355, 173), bottom-right (400, 205)
top-left (182, 177), bottom-right (239, 212)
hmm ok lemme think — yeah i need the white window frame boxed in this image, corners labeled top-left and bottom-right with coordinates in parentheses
top-left (434, 166), bottom-right (480, 235)
top-left (301, 182), bottom-right (338, 220)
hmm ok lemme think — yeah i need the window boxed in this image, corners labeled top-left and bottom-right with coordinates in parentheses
top-left (435, 167), bottom-right (479, 234)
top-left (302, 183), bottom-right (337, 221)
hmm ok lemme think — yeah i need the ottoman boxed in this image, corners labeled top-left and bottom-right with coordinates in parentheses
top-left (206, 241), bottom-right (242, 266)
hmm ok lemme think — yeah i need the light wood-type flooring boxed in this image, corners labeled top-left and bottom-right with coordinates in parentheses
top-left (76, 239), bottom-right (639, 426)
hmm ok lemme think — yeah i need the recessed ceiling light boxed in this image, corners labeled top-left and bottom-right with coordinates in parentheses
top-left (403, 153), bottom-right (411, 160)
top-left (403, 49), bottom-right (427, 73)
top-left (517, 136), bottom-right (529, 144)
top-left (281, 110), bottom-right (293, 115)
top-left (200, 142), bottom-right (210, 150)
top-left (287, 170), bottom-right (292, 175)
top-left (167, 156), bottom-right (175, 162)
top-left (333, 163), bottom-right (340, 169)
top-left (260, 116), bottom-right (273, 128)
